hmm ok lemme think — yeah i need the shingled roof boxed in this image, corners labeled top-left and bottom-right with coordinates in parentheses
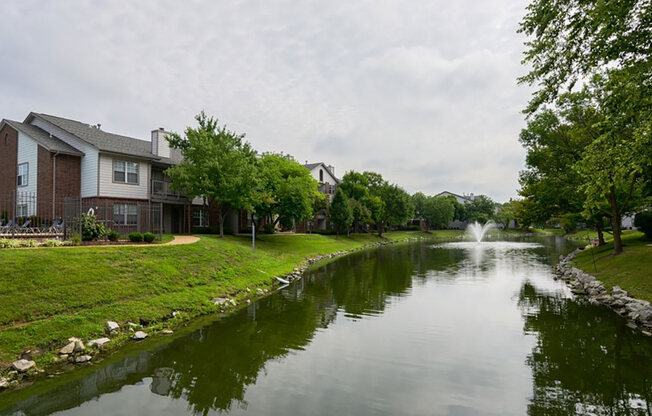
top-left (26, 113), bottom-right (156, 160)
top-left (1, 119), bottom-right (83, 156)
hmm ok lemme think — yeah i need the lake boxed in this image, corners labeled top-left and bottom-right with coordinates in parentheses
top-left (1, 236), bottom-right (651, 415)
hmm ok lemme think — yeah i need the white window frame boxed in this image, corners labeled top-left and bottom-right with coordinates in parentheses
top-left (193, 209), bottom-right (208, 227)
top-left (113, 160), bottom-right (139, 185)
top-left (113, 203), bottom-right (138, 225)
top-left (17, 163), bottom-right (28, 187)
top-left (16, 204), bottom-right (28, 217)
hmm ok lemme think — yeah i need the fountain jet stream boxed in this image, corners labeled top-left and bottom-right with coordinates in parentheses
top-left (466, 221), bottom-right (495, 242)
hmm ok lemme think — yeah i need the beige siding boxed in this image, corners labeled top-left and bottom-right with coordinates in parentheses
top-left (98, 154), bottom-right (150, 199)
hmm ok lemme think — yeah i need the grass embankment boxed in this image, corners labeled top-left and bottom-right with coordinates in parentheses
top-left (0, 231), bottom-right (438, 370)
top-left (573, 231), bottom-right (652, 303)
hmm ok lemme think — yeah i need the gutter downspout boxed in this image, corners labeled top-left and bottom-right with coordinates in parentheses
top-left (52, 151), bottom-right (59, 219)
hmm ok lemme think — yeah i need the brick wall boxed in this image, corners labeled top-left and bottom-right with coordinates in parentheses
top-left (0, 125), bottom-right (17, 196)
top-left (36, 147), bottom-right (82, 218)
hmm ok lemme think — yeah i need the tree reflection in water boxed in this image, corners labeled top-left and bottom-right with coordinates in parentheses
top-left (518, 283), bottom-right (652, 415)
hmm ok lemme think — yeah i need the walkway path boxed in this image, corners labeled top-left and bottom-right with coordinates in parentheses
top-left (163, 235), bottom-right (200, 245)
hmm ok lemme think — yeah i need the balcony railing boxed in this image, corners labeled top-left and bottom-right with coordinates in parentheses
top-left (151, 180), bottom-right (183, 200)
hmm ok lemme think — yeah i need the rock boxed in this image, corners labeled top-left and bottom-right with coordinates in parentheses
top-left (246, 299), bottom-right (251, 305)
top-left (106, 321), bottom-right (119, 333)
top-left (12, 359), bottom-right (35, 372)
top-left (257, 288), bottom-right (264, 295)
top-left (213, 297), bottom-right (228, 306)
top-left (126, 321), bottom-right (139, 328)
top-left (171, 311), bottom-right (180, 318)
top-left (59, 354), bottom-right (69, 361)
top-left (75, 355), bottom-right (92, 364)
top-left (626, 322), bottom-right (638, 330)
top-left (132, 331), bottom-right (147, 340)
top-left (88, 337), bottom-right (111, 348)
top-left (229, 299), bottom-right (237, 306)
top-left (0, 377), bottom-right (8, 390)
top-left (161, 329), bottom-right (174, 335)
top-left (59, 341), bottom-right (76, 355)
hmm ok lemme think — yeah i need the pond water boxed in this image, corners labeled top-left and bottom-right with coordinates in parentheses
top-left (1, 236), bottom-right (651, 415)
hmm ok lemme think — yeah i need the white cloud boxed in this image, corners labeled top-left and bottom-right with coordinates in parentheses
top-left (0, 0), bottom-right (532, 201)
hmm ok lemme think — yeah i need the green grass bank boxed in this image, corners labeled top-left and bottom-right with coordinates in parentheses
top-left (573, 231), bottom-right (652, 303)
top-left (0, 230), bottom-right (461, 371)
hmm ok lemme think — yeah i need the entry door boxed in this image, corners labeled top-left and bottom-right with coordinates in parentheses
top-left (171, 207), bottom-right (181, 233)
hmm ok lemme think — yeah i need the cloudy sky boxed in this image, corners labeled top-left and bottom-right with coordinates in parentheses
top-left (0, 0), bottom-right (532, 201)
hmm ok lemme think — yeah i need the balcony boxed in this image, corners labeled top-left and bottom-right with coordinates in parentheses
top-left (151, 180), bottom-right (185, 201)
top-left (318, 183), bottom-right (337, 195)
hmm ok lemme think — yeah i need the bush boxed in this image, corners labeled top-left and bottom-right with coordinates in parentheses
top-left (634, 211), bottom-right (652, 240)
top-left (18, 239), bottom-right (38, 248)
top-left (128, 232), bottom-right (144, 242)
top-left (143, 232), bottom-right (156, 243)
top-left (0, 239), bottom-right (19, 249)
top-left (70, 234), bottom-right (82, 246)
top-left (80, 214), bottom-right (107, 241)
top-left (107, 230), bottom-right (120, 242)
top-left (42, 239), bottom-right (63, 247)
top-left (311, 228), bottom-right (338, 235)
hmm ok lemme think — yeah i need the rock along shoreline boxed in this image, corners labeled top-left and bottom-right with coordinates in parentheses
top-left (554, 249), bottom-right (652, 336)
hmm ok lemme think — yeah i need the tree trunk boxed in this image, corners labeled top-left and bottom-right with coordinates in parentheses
top-left (596, 223), bottom-right (606, 246)
top-left (608, 186), bottom-right (623, 254)
top-left (378, 221), bottom-right (384, 237)
top-left (217, 203), bottom-right (229, 238)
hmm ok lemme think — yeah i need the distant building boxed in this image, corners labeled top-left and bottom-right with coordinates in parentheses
top-left (295, 162), bottom-right (340, 232)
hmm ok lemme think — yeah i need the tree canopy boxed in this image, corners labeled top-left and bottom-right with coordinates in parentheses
top-left (166, 112), bottom-right (258, 237)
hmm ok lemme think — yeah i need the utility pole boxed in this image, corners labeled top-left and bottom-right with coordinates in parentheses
top-left (252, 222), bottom-right (255, 253)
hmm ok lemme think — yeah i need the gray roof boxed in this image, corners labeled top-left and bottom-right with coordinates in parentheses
top-left (26, 113), bottom-right (157, 160)
top-left (1, 119), bottom-right (83, 156)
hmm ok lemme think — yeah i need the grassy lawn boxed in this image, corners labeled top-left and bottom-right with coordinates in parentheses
top-left (573, 231), bottom-right (652, 303)
top-left (0, 231), bottom-right (434, 369)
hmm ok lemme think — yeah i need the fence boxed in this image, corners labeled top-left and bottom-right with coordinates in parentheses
top-left (0, 192), bottom-right (162, 240)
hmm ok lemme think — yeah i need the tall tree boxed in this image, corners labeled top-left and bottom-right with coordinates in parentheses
top-left (411, 192), bottom-right (428, 221)
top-left (423, 196), bottom-right (454, 229)
top-left (464, 195), bottom-right (496, 224)
top-left (340, 171), bottom-right (371, 232)
top-left (329, 189), bottom-right (353, 236)
top-left (253, 153), bottom-right (321, 230)
top-left (166, 112), bottom-right (258, 238)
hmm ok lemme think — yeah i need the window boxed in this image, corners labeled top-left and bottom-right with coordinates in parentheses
top-left (17, 163), bottom-right (28, 187)
top-left (17, 204), bottom-right (28, 217)
top-left (113, 203), bottom-right (138, 225)
top-left (319, 169), bottom-right (323, 182)
top-left (113, 160), bottom-right (139, 184)
top-left (193, 209), bottom-right (208, 227)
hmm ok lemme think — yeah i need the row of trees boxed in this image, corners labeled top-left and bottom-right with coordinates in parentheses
top-left (165, 113), bottom-right (510, 238)
top-left (516, 0), bottom-right (652, 254)
top-left (328, 171), bottom-right (413, 236)
top-left (166, 112), bottom-right (324, 237)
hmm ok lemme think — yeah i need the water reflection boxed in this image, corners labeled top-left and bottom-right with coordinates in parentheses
top-left (518, 283), bottom-right (652, 415)
top-left (1, 239), bottom-right (650, 416)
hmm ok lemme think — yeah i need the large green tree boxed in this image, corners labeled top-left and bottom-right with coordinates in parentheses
top-left (329, 188), bottom-right (353, 236)
top-left (253, 153), bottom-right (321, 231)
top-left (464, 195), bottom-right (496, 224)
top-left (362, 171), bottom-right (413, 237)
top-left (166, 112), bottom-right (258, 238)
top-left (423, 196), bottom-right (454, 229)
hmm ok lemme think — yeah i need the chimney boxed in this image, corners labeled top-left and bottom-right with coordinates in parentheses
top-left (151, 128), bottom-right (170, 158)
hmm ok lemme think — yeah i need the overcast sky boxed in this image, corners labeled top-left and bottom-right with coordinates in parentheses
top-left (0, 0), bottom-right (532, 202)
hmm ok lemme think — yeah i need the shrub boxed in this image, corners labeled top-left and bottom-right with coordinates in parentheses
top-left (311, 228), bottom-right (338, 235)
top-left (107, 230), bottom-right (120, 242)
top-left (80, 214), bottom-right (107, 241)
top-left (634, 211), bottom-right (652, 240)
top-left (0, 239), bottom-right (19, 249)
top-left (143, 232), bottom-right (156, 243)
top-left (18, 239), bottom-right (38, 248)
top-left (70, 234), bottom-right (82, 246)
top-left (42, 239), bottom-right (63, 247)
top-left (128, 232), bottom-right (144, 242)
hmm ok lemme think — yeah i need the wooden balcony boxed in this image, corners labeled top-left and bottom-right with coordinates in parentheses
top-left (151, 180), bottom-right (187, 202)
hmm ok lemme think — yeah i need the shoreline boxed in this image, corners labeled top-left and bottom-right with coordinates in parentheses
top-left (0, 233), bottom-right (432, 393)
top-left (554, 249), bottom-right (652, 336)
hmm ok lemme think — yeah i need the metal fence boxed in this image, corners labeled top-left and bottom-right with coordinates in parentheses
top-left (0, 192), bottom-right (162, 240)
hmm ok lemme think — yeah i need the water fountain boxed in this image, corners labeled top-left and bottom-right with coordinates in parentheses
top-left (466, 221), bottom-right (494, 242)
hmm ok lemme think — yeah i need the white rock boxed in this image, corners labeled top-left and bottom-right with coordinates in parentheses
top-left (75, 355), bottom-right (92, 363)
top-left (126, 322), bottom-right (139, 328)
top-left (88, 337), bottom-right (111, 348)
top-left (12, 359), bottom-right (35, 372)
top-left (106, 321), bottom-right (120, 332)
top-left (214, 297), bottom-right (228, 306)
top-left (59, 341), bottom-right (76, 355)
top-left (0, 377), bottom-right (8, 389)
top-left (161, 329), bottom-right (174, 335)
top-left (133, 331), bottom-right (148, 340)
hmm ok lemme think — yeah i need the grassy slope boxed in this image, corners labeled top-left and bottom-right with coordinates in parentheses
top-left (573, 232), bottom-right (652, 303)
top-left (0, 231), bottom-right (445, 367)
